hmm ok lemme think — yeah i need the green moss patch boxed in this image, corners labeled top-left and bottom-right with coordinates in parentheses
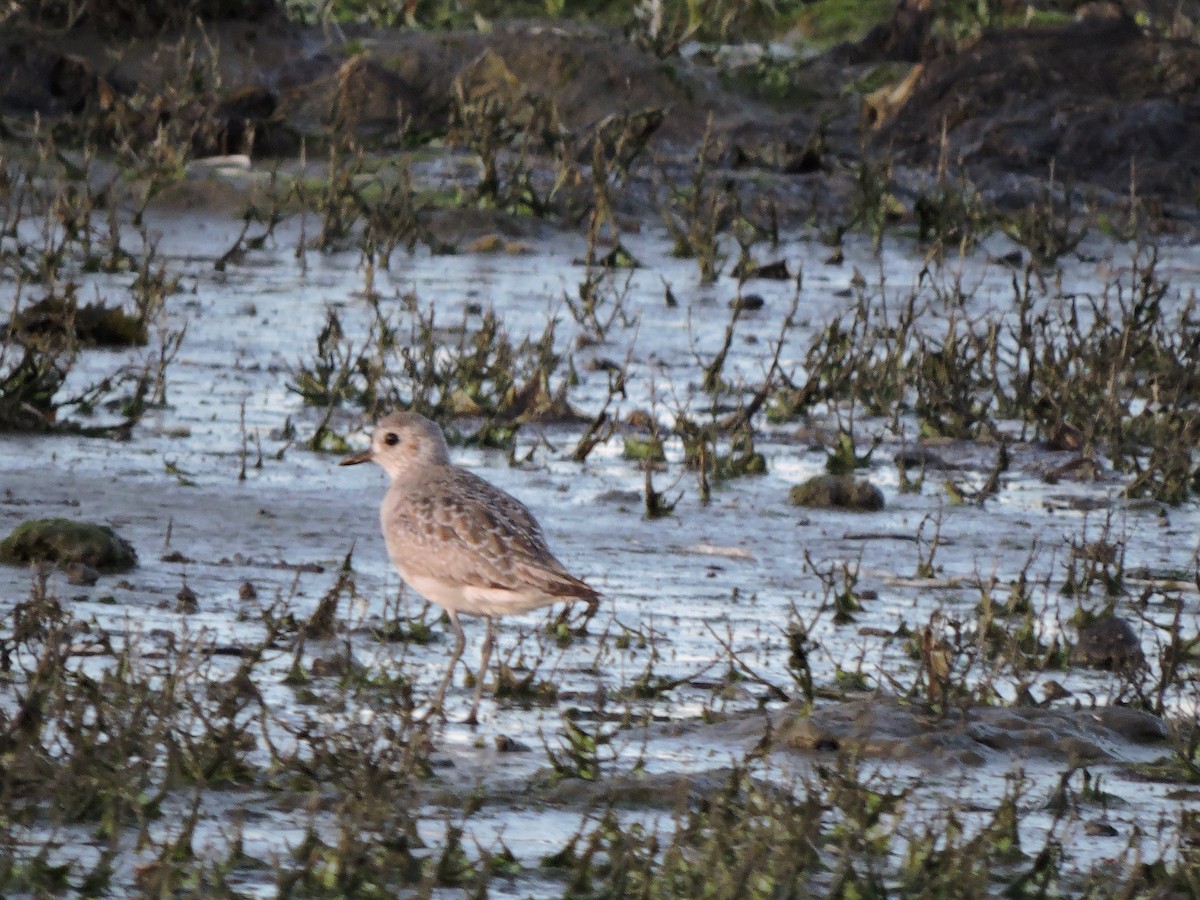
top-left (0, 517), bottom-right (137, 572)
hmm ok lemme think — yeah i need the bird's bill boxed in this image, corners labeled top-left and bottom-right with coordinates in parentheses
top-left (338, 450), bottom-right (373, 467)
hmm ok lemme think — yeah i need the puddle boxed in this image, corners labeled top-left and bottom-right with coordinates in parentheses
top-left (4, 207), bottom-right (1200, 893)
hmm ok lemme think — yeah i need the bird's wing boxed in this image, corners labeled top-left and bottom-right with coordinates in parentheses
top-left (383, 469), bottom-right (596, 600)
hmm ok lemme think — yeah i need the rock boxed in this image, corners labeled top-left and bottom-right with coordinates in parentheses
top-left (465, 234), bottom-right (532, 254)
top-left (65, 562), bottom-right (101, 586)
top-left (0, 518), bottom-right (137, 573)
top-left (466, 233), bottom-right (504, 253)
top-left (1039, 680), bottom-right (1072, 704)
top-left (875, 15), bottom-right (1200, 205)
top-left (774, 695), bottom-right (1166, 766)
top-left (738, 260), bottom-right (790, 281)
top-left (729, 294), bottom-right (766, 312)
top-left (790, 475), bottom-right (884, 511)
top-left (495, 734), bottom-right (531, 753)
top-left (894, 446), bottom-right (950, 470)
top-left (176, 584), bottom-right (199, 614)
top-left (1072, 616), bottom-right (1145, 671)
top-left (1095, 705), bottom-right (1167, 742)
top-left (238, 581), bottom-right (258, 601)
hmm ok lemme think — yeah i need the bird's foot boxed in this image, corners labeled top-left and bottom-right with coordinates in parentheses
top-left (573, 603), bottom-right (600, 638)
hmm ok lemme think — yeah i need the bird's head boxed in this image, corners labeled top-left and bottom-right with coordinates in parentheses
top-left (339, 411), bottom-right (451, 480)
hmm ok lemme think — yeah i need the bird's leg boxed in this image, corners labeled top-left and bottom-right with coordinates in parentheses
top-left (427, 610), bottom-right (465, 722)
top-left (465, 616), bottom-right (495, 727)
top-left (575, 596), bottom-right (600, 637)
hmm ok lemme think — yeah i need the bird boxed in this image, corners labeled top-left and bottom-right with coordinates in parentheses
top-left (340, 411), bottom-right (600, 724)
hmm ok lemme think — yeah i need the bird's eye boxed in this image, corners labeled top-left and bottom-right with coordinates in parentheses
top-left (384, 432), bottom-right (400, 446)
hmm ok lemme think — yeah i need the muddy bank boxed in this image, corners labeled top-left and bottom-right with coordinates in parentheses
top-left (874, 14), bottom-right (1200, 220)
top-left (773, 695), bottom-right (1169, 767)
top-left (634, 695), bottom-right (1171, 772)
top-left (0, 18), bottom-right (780, 152)
top-left (3, 10), bottom-right (1200, 229)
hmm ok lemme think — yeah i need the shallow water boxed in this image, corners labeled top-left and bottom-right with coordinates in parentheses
top-left (3, 199), bottom-right (1200, 891)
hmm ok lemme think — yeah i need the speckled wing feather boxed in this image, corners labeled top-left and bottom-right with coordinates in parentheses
top-left (383, 467), bottom-right (598, 601)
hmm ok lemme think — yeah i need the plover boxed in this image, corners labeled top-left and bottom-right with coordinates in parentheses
top-left (340, 411), bottom-right (600, 723)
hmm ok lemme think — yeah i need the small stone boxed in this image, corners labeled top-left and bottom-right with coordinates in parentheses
top-left (65, 562), bottom-right (100, 586)
top-left (175, 584), bottom-right (199, 614)
top-left (730, 294), bottom-right (765, 311)
top-left (465, 233), bottom-right (505, 253)
top-left (238, 581), bottom-right (258, 601)
top-left (1072, 616), bottom-right (1145, 671)
top-left (1040, 680), bottom-right (1073, 704)
top-left (790, 475), bottom-right (885, 512)
top-left (894, 447), bottom-right (950, 470)
top-left (495, 734), bottom-right (531, 753)
top-left (744, 259), bottom-right (790, 280)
